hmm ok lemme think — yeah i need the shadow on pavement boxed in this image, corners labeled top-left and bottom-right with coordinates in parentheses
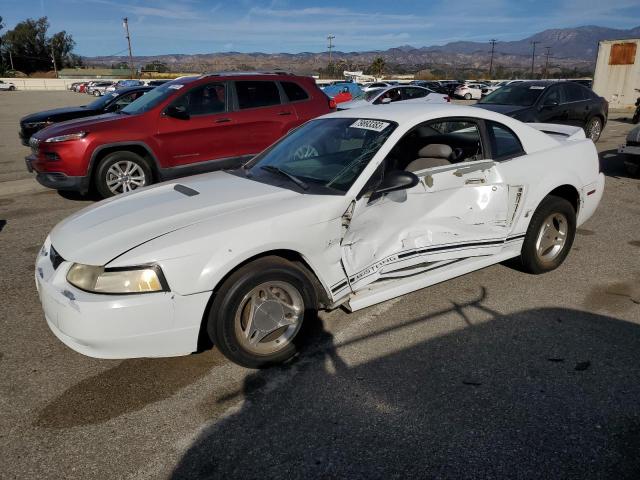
top-left (35, 350), bottom-right (226, 428)
top-left (171, 298), bottom-right (640, 479)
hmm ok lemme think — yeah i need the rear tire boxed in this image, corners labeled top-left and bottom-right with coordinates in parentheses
top-left (94, 151), bottom-right (153, 198)
top-left (9, 86), bottom-right (15, 91)
top-left (585, 116), bottom-right (603, 143)
top-left (464, 93), bottom-right (472, 100)
top-left (520, 195), bottom-right (576, 274)
top-left (208, 256), bottom-right (317, 369)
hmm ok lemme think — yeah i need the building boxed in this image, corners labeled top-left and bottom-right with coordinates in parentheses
top-left (593, 39), bottom-right (640, 109)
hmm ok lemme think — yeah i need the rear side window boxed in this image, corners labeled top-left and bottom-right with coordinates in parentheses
top-left (487, 121), bottom-right (525, 160)
top-left (281, 81), bottom-right (309, 102)
top-left (563, 83), bottom-right (588, 102)
top-left (236, 81), bottom-right (281, 109)
top-left (401, 87), bottom-right (428, 99)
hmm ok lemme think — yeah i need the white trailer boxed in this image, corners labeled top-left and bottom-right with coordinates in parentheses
top-left (593, 39), bottom-right (640, 109)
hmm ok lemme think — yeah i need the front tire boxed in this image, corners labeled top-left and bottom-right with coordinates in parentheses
top-left (464, 93), bottom-right (472, 100)
top-left (9, 86), bottom-right (15, 91)
top-left (585, 116), bottom-right (602, 142)
top-left (94, 151), bottom-right (153, 198)
top-left (520, 195), bottom-right (576, 274)
top-left (208, 256), bottom-right (317, 368)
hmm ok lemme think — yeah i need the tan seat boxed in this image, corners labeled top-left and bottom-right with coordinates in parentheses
top-left (405, 144), bottom-right (453, 172)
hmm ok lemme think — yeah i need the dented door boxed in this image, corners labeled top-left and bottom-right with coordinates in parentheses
top-left (341, 161), bottom-right (514, 292)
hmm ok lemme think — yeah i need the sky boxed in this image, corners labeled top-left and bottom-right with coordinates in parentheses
top-left (1, 0), bottom-right (640, 56)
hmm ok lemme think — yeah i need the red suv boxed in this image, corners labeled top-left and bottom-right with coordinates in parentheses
top-left (25, 73), bottom-right (335, 197)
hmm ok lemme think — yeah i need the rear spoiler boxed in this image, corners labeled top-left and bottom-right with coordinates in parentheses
top-left (528, 123), bottom-right (586, 141)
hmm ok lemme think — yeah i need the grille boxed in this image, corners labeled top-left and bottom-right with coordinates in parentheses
top-left (49, 245), bottom-right (64, 270)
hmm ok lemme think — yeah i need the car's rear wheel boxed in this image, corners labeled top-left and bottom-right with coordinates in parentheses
top-left (208, 256), bottom-right (317, 368)
top-left (585, 116), bottom-right (602, 142)
top-left (520, 195), bottom-right (576, 274)
top-left (464, 93), bottom-right (472, 100)
top-left (95, 151), bottom-right (153, 198)
top-left (9, 86), bottom-right (15, 91)
top-left (93, 90), bottom-right (100, 97)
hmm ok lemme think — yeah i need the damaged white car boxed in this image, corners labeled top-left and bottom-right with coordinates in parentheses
top-left (36, 104), bottom-right (604, 368)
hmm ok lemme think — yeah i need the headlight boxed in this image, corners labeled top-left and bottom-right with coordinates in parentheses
top-left (44, 131), bottom-right (87, 143)
top-left (24, 121), bottom-right (53, 129)
top-left (66, 263), bottom-right (168, 294)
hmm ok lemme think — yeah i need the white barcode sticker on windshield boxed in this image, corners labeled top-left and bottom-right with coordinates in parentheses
top-left (168, 84), bottom-right (184, 90)
top-left (350, 119), bottom-right (390, 132)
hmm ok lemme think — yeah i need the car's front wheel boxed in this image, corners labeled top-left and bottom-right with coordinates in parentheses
top-left (93, 90), bottom-right (100, 96)
top-left (94, 151), bottom-right (153, 198)
top-left (9, 85), bottom-right (15, 91)
top-left (585, 116), bottom-right (603, 142)
top-left (464, 93), bottom-right (472, 100)
top-left (208, 256), bottom-right (317, 368)
top-left (520, 195), bottom-right (576, 274)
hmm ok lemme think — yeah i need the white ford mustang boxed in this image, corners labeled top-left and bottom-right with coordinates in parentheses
top-left (36, 104), bottom-right (604, 368)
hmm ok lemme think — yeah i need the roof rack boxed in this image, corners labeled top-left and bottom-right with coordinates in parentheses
top-left (203, 71), bottom-right (295, 77)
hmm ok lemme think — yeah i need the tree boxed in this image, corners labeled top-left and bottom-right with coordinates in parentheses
top-left (368, 57), bottom-right (386, 78)
top-left (1, 17), bottom-right (78, 74)
top-left (143, 61), bottom-right (169, 73)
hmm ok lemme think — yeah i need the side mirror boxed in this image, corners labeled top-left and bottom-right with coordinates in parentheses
top-left (370, 170), bottom-right (419, 201)
top-left (380, 97), bottom-right (392, 104)
top-left (166, 105), bottom-right (190, 120)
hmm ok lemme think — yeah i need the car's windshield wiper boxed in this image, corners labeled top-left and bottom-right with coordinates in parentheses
top-left (260, 165), bottom-right (309, 190)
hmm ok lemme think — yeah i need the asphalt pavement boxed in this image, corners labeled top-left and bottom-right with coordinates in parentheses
top-left (0, 91), bottom-right (639, 479)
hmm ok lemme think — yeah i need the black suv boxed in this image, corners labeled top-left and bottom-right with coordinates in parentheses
top-left (19, 86), bottom-right (153, 145)
top-left (474, 81), bottom-right (608, 142)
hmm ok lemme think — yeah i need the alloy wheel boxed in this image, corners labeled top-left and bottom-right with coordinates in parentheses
top-left (535, 213), bottom-right (568, 262)
top-left (105, 161), bottom-right (147, 194)
top-left (233, 281), bottom-right (304, 355)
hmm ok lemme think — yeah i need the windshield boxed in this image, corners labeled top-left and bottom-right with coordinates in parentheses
top-left (245, 118), bottom-right (397, 194)
top-left (121, 82), bottom-right (181, 114)
top-left (87, 91), bottom-right (120, 110)
top-left (479, 84), bottom-right (546, 106)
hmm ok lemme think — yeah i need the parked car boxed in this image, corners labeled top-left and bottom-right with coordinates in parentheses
top-left (147, 80), bottom-right (169, 87)
top-left (19, 86), bottom-right (153, 145)
top-left (322, 82), bottom-right (363, 104)
top-left (474, 81), bottom-right (608, 142)
top-left (25, 73), bottom-right (335, 197)
top-left (618, 123), bottom-right (640, 176)
top-left (0, 80), bottom-right (16, 91)
top-left (362, 82), bottom-right (393, 92)
top-left (35, 103), bottom-right (604, 367)
top-left (68, 82), bottom-right (82, 91)
top-left (106, 80), bottom-right (145, 92)
top-left (481, 80), bottom-right (524, 97)
top-left (410, 80), bottom-right (448, 94)
top-left (454, 83), bottom-right (486, 100)
top-left (77, 82), bottom-right (89, 93)
top-left (89, 81), bottom-right (115, 96)
top-left (338, 85), bottom-right (449, 110)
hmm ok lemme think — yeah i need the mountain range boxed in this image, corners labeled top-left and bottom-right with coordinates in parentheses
top-left (85, 25), bottom-right (640, 75)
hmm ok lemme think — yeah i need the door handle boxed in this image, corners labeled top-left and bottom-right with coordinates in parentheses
top-left (215, 118), bottom-right (231, 123)
top-left (277, 111), bottom-right (292, 116)
top-left (465, 178), bottom-right (485, 184)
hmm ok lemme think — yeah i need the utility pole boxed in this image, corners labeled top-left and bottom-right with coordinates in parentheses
top-left (543, 46), bottom-right (551, 79)
top-left (327, 34), bottom-right (335, 65)
top-left (530, 41), bottom-right (540, 77)
top-left (9, 50), bottom-right (14, 70)
top-left (50, 39), bottom-right (58, 78)
top-left (488, 39), bottom-right (497, 78)
top-left (122, 17), bottom-right (135, 79)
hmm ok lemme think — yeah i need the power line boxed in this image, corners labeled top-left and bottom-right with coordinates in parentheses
top-left (488, 39), bottom-right (497, 77)
top-left (327, 34), bottom-right (335, 65)
top-left (122, 17), bottom-right (135, 78)
top-left (530, 41), bottom-right (541, 76)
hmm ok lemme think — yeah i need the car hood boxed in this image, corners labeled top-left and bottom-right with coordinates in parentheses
top-left (50, 171), bottom-right (303, 266)
top-left (32, 113), bottom-right (129, 140)
top-left (21, 106), bottom-right (96, 124)
top-left (472, 103), bottom-right (530, 116)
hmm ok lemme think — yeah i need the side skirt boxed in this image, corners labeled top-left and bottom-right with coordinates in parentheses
top-left (346, 241), bottom-right (523, 312)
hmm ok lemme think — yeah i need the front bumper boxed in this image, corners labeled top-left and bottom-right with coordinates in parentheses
top-left (25, 154), bottom-right (91, 193)
top-left (35, 238), bottom-right (211, 359)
